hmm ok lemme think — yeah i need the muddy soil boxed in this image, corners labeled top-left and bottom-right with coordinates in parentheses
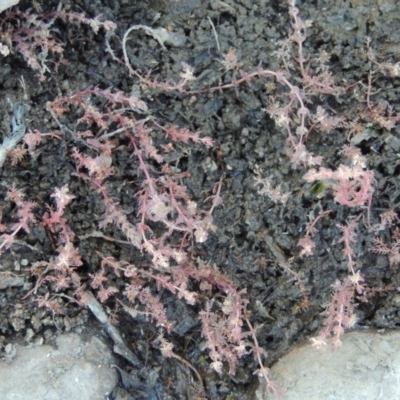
top-left (1, 0), bottom-right (400, 399)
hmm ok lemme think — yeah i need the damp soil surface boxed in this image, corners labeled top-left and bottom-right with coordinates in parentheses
top-left (1, 0), bottom-right (400, 399)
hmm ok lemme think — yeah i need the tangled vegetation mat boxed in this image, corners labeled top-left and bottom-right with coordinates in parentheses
top-left (1, 0), bottom-right (400, 398)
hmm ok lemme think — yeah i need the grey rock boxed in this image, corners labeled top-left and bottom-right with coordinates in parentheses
top-left (0, 333), bottom-right (117, 400)
top-left (257, 330), bottom-right (400, 400)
